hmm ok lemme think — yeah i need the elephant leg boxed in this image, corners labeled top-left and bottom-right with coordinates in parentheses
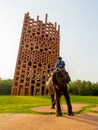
top-left (63, 86), bottom-right (74, 116)
top-left (55, 89), bottom-right (62, 116)
top-left (50, 94), bottom-right (56, 109)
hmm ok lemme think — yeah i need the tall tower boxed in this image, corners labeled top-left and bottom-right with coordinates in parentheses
top-left (11, 12), bottom-right (60, 96)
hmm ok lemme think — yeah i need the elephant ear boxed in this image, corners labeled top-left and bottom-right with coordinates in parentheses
top-left (52, 70), bottom-right (70, 89)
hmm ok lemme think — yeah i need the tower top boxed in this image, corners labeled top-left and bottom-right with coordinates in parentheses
top-left (25, 12), bottom-right (60, 31)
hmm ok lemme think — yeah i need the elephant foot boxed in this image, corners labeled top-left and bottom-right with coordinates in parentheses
top-left (56, 112), bottom-right (62, 117)
top-left (51, 102), bottom-right (56, 109)
top-left (56, 114), bottom-right (62, 117)
top-left (68, 112), bottom-right (74, 116)
top-left (51, 106), bottom-right (55, 109)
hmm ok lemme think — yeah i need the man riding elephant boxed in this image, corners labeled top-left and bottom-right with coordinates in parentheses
top-left (55, 56), bottom-right (65, 70)
top-left (51, 56), bottom-right (73, 116)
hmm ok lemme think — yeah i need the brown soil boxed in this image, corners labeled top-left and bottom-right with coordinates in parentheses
top-left (91, 106), bottom-right (98, 112)
top-left (32, 104), bottom-right (88, 113)
top-left (0, 104), bottom-right (98, 130)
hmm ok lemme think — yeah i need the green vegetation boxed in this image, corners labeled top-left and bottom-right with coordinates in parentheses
top-left (0, 96), bottom-right (50, 113)
top-left (68, 80), bottom-right (98, 96)
top-left (0, 79), bottom-right (12, 95)
top-left (0, 95), bottom-right (98, 114)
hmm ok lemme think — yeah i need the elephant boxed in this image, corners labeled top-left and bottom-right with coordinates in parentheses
top-left (46, 70), bottom-right (74, 116)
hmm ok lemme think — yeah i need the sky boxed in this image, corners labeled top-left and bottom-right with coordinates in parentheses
top-left (0, 0), bottom-right (98, 82)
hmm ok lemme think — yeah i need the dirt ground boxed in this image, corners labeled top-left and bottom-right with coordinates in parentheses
top-left (0, 104), bottom-right (98, 130)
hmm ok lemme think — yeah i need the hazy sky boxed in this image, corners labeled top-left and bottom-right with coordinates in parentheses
top-left (0, 0), bottom-right (98, 82)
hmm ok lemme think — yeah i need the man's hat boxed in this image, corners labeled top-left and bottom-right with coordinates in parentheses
top-left (58, 56), bottom-right (62, 60)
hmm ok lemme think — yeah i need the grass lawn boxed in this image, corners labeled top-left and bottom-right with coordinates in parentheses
top-left (0, 95), bottom-right (98, 114)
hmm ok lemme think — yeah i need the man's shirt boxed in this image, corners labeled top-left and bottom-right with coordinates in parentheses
top-left (55, 60), bottom-right (65, 69)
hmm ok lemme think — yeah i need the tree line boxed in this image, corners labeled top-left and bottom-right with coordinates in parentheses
top-left (68, 80), bottom-right (98, 96)
top-left (0, 78), bottom-right (98, 96)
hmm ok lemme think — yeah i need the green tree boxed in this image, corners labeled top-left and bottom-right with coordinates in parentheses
top-left (0, 79), bottom-right (13, 95)
top-left (68, 80), bottom-right (98, 96)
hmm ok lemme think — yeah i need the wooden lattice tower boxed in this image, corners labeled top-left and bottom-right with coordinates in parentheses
top-left (11, 12), bottom-right (60, 95)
